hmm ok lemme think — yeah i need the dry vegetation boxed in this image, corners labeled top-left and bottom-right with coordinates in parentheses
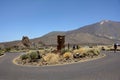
top-left (98, 45), bottom-right (120, 51)
top-left (43, 53), bottom-right (59, 64)
top-left (63, 52), bottom-right (73, 60)
top-left (15, 46), bottom-right (103, 66)
top-left (0, 50), bottom-right (4, 56)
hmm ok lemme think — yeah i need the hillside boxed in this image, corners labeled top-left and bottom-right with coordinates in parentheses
top-left (0, 20), bottom-right (120, 48)
top-left (71, 20), bottom-right (120, 40)
top-left (39, 20), bottom-right (120, 45)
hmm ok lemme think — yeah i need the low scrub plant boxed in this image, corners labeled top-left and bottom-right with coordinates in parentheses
top-left (0, 50), bottom-right (4, 56)
top-left (73, 47), bottom-right (100, 58)
top-left (43, 53), bottom-right (59, 64)
top-left (5, 47), bottom-right (11, 52)
top-left (73, 48), bottom-right (88, 54)
top-left (28, 51), bottom-right (41, 62)
top-left (20, 51), bottom-right (41, 62)
top-left (20, 54), bottom-right (29, 60)
top-left (73, 48), bottom-right (88, 57)
top-left (84, 48), bottom-right (100, 57)
top-left (29, 52), bottom-right (38, 60)
top-left (38, 50), bottom-right (46, 55)
top-left (63, 52), bottom-right (73, 60)
top-left (92, 48), bottom-right (100, 55)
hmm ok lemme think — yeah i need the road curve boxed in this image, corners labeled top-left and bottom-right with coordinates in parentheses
top-left (0, 51), bottom-right (120, 80)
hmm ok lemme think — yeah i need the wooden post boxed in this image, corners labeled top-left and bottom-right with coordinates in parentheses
top-left (57, 35), bottom-right (65, 51)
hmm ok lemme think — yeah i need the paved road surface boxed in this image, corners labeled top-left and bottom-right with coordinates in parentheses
top-left (0, 51), bottom-right (120, 80)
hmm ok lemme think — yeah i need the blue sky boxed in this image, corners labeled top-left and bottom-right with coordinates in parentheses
top-left (0, 0), bottom-right (120, 42)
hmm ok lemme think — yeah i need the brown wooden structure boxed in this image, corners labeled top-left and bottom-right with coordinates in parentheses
top-left (57, 35), bottom-right (65, 51)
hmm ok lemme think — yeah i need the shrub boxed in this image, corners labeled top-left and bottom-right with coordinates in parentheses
top-left (0, 50), bottom-right (4, 56)
top-left (63, 52), bottom-right (73, 60)
top-left (0, 53), bottom-right (3, 56)
top-left (20, 51), bottom-right (42, 62)
top-left (73, 48), bottom-right (89, 58)
top-left (20, 54), bottom-right (29, 60)
top-left (29, 52), bottom-right (39, 61)
top-left (43, 53), bottom-right (59, 64)
top-left (73, 47), bottom-right (100, 58)
top-left (5, 47), bottom-right (11, 52)
top-left (92, 49), bottom-right (100, 56)
top-left (0, 50), bottom-right (2, 56)
top-left (39, 50), bottom-right (46, 55)
top-left (61, 49), bottom-right (70, 55)
top-left (84, 48), bottom-right (100, 57)
top-left (73, 48), bottom-right (88, 54)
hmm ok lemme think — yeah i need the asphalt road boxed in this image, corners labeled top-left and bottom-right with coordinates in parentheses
top-left (0, 51), bottom-right (120, 80)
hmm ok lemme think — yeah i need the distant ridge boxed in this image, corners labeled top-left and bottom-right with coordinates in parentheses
top-left (0, 20), bottom-right (120, 48)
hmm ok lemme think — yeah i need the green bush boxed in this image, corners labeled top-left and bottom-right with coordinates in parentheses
top-left (20, 54), bottom-right (29, 60)
top-left (20, 51), bottom-right (42, 62)
top-left (5, 48), bottom-right (11, 52)
top-left (29, 52), bottom-right (39, 62)
top-left (0, 50), bottom-right (4, 56)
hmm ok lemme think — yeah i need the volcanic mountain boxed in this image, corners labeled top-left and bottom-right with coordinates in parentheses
top-left (38, 20), bottom-right (120, 45)
top-left (0, 20), bottom-right (120, 48)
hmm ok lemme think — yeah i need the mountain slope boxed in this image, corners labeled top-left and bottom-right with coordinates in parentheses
top-left (39, 20), bottom-right (120, 45)
top-left (70, 20), bottom-right (120, 40)
top-left (0, 20), bottom-right (120, 48)
top-left (38, 32), bottom-right (114, 45)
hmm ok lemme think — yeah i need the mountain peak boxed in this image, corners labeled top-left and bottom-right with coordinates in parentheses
top-left (100, 20), bottom-right (110, 25)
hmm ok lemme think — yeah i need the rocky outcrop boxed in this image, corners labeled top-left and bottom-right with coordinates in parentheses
top-left (22, 36), bottom-right (31, 48)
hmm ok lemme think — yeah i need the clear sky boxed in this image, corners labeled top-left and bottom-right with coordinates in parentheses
top-left (0, 0), bottom-right (120, 42)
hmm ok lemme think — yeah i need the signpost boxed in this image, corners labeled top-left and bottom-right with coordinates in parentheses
top-left (57, 35), bottom-right (65, 52)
